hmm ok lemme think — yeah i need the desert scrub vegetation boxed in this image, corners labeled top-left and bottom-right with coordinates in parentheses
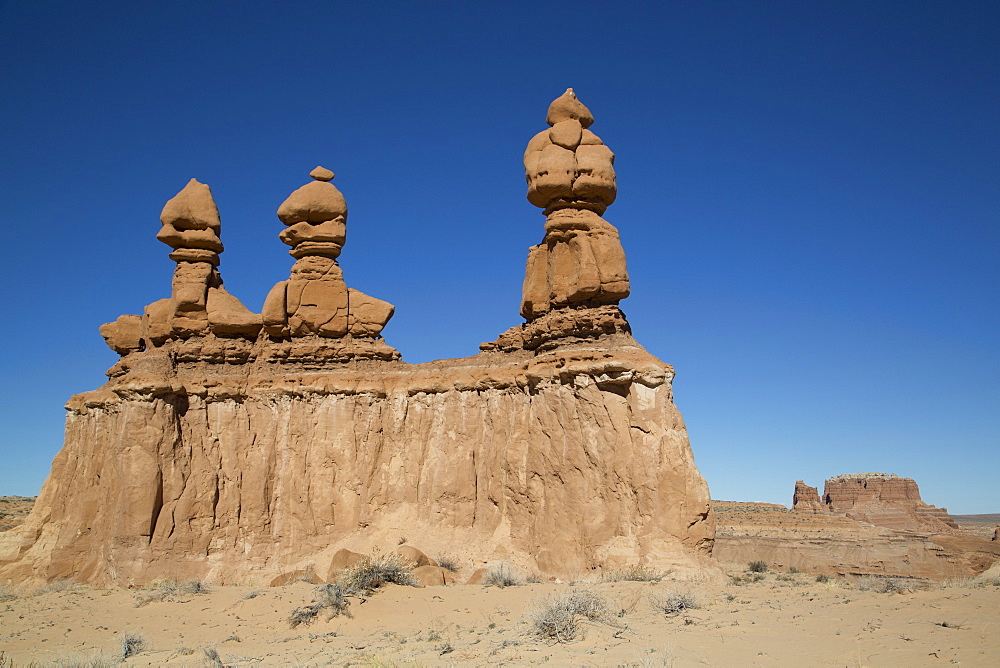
top-left (601, 565), bottom-right (666, 582)
top-left (649, 590), bottom-right (699, 617)
top-left (815, 574), bottom-right (831, 583)
top-left (289, 583), bottom-right (352, 628)
top-left (30, 578), bottom-right (80, 596)
top-left (133, 579), bottom-right (208, 606)
top-left (855, 575), bottom-right (904, 594)
top-left (341, 550), bottom-right (415, 593)
top-left (434, 554), bottom-right (460, 573)
top-left (528, 589), bottom-right (612, 642)
top-left (482, 561), bottom-right (526, 588)
top-left (120, 631), bottom-right (147, 659)
top-left (747, 560), bottom-right (768, 573)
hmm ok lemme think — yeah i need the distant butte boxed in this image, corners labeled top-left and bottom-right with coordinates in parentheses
top-left (793, 472), bottom-right (959, 533)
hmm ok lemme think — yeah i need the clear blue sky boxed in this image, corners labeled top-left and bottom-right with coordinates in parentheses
top-left (1, 2), bottom-right (996, 513)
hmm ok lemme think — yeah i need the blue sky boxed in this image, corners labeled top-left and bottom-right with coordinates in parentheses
top-left (1, 2), bottom-right (996, 513)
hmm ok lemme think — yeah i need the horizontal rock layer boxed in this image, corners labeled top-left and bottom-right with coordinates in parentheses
top-left (714, 501), bottom-right (999, 579)
top-left (0, 336), bottom-right (715, 586)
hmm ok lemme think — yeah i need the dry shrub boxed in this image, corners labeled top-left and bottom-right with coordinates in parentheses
top-left (856, 575), bottom-right (904, 593)
top-left (747, 560), bottom-right (768, 573)
top-left (649, 590), bottom-right (699, 616)
top-left (120, 631), bottom-right (146, 659)
top-left (482, 562), bottom-right (525, 588)
top-left (17, 651), bottom-right (120, 667)
top-left (341, 551), bottom-right (415, 593)
top-left (31, 579), bottom-right (80, 596)
top-left (134, 579), bottom-right (208, 607)
top-left (435, 555), bottom-right (460, 573)
top-left (529, 589), bottom-right (610, 642)
top-left (289, 583), bottom-right (352, 628)
top-left (602, 565), bottom-right (666, 583)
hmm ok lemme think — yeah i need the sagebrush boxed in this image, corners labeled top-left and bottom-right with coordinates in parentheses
top-left (529, 589), bottom-right (610, 642)
top-left (341, 551), bottom-right (415, 593)
top-left (649, 590), bottom-right (699, 616)
top-left (482, 562), bottom-right (525, 588)
top-left (289, 583), bottom-right (352, 628)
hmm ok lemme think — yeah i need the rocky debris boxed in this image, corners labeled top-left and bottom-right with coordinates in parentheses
top-left (99, 179), bottom-right (262, 357)
top-left (483, 89), bottom-right (632, 352)
top-left (713, 500), bottom-right (1000, 579)
top-left (791, 473), bottom-right (959, 533)
top-left (0, 92), bottom-right (715, 587)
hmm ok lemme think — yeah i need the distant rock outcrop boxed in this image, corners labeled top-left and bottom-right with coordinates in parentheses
top-left (0, 91), bottom-right (715, 587)
top-left (791, 480), bottom-right (824, 514)
top-left (714, 500), bottom-right (1000, 579)
top-left (792, 473), bottom-right (959, 533)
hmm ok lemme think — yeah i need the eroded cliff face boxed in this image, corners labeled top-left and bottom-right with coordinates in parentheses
top-left (0, 338), bottom-right (713, 586)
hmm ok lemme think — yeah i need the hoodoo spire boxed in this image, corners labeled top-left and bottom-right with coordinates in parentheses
top-left (483, 89), bottom-right (631, 351)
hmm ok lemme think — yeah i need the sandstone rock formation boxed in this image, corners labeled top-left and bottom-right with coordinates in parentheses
top-left (99, 179), bottom-right (262, 360)
top-left (261, 167), bottom-right (399, 363)
top-left (483, 88), bottom-right (631, 352)
top-left (791, 480), bottom-right (824, 514)
top-left (713, 501), bottom-right (1000, 579)
top-left (0, 92), bottom-right (715, 587)
top-left (792, 473), bottom-right (959, 533)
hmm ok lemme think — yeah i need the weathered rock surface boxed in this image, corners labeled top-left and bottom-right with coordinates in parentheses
top-left (791, 480), bottom-right (824, 514)
top-left (0, 338), bottom-right (714, 586)
top-left (484, 89), bottom-right (631, 352)
top-left (0, 92), bottom-right (715, 587)
top-left (792, 473), bottom-right (959, 533)
top-left (99, 179), bottom-right (262, 357)
top-left (713, 501), bottom-right (1000, 579)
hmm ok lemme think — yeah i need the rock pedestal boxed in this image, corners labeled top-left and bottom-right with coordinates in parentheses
top-left (484, 89), bottom-right (632, 352)
top-left (0, 93), bottom-right (715, 587)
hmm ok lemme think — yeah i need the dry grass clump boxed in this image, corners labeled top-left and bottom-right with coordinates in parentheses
top-left (747, 560), bottom-right (768, 573)
top-left (528, 589), bottom-right (611, 642)
top-left (602, 565), bottom-right (666, 583)
top-left (0, 585), bottom-right (17, 602)
top-left (133, 579), bottom-right (208, 607)
top-left (855, 575), bottom-right (904, 594)
top-left (649, 590), bottom-right (700, 616)
top-left (341, 551), bottom-right (415, 593)
top-left (289, 583), bottom-right (352, 628)
top-left (12, 651), bottom-right (121, 667)
top-left (482, 561), bottom-right (526, 588)
top-left (31, 579), bottom-right (80, 596)
top-left (435, 555), bottom-right (460, 573)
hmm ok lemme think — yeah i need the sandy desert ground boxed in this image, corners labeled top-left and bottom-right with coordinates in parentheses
top-left (1, 567), bottom-right (998, 667)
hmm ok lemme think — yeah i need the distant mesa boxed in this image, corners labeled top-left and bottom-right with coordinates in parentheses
top-left (792, 473), bottom-right (959, 533)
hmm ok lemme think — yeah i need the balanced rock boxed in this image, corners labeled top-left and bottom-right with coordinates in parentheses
top-left (484, 89), bottom-right (631, 352)
top-left (99, 178), bottom-right (262, 363)
top-left (262, 168), bottom-right (400, 362)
